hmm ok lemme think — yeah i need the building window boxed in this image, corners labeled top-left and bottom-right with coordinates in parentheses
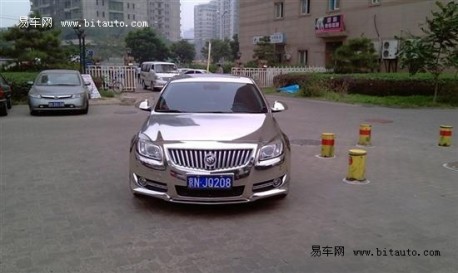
top-left (127, 14), bottom-right (130, 19)
top-left (127, 3), bottom-right (130, 9)
top-left (96, 10), bottom-right (99, 17)
top-left (274, 2), bottom-right (284, 19)
top-left (132, 3), bottom-right (135, 9)
top-left (133, 14), bottom-right (135, 20)
top-left (329, 0), bottom-right (340, 11)
top-left (96, 0), bottom-right (98, 5)
top-left (102, 11), bottom-right (105, 17)
top-left (300, 0), bottom-right (310, 15)
top-left (298, 50), bottom-right (308, 65)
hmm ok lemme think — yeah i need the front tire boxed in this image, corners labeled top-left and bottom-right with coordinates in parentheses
top-left (6, 98), bottom-right (12, 109)
top-left (142, 80), bottom-right (148, 90)
top-left (0, 102), bottom-right (8, 116)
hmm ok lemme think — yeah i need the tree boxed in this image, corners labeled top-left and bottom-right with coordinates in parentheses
top-left (230, 34), bottom-right (240, 61)
top-left (398, 1), bottom-right (458, 102)
top-left (125, 28), bottom-right (170, 63)
top-left (252, 36), bottom-right (275, 66)
top-left (0, 11), bottom-right (67, 70)
top-left (200, 39), bottom-right (232, 63)
top-left (333, 37), bottom-right (379, 73)
top-left (170, 40), bottom-right (195, 64)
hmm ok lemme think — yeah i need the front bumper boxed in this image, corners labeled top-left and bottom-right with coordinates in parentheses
top-left (129, 143), bottom-right (290, 204)
top-left (29, 96), bottom-right (87, 111)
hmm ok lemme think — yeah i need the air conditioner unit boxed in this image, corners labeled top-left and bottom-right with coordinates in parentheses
top-left (382, 40), bottom-right (398, 59)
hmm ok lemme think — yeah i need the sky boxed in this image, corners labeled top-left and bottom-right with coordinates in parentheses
top-left (0, 0), bottom-right (210, 31)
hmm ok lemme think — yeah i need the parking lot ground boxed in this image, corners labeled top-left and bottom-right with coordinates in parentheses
top-left (1, 92), bottom-right (457, 273)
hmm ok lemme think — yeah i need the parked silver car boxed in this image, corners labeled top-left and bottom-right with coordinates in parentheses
top-left (129, 74), bottom-right (290, 204)
top-left (28, 69), bottom-right (90, 115)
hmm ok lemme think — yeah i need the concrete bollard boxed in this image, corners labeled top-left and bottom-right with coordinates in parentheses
top-left (320, 133), bottom-right (335, 158)
top-left (438, 125), bottom-right (453, 147)
top-left (346, 149), bottom-right (367, 182)
top-left (358, 123), bottom-right (372, 146)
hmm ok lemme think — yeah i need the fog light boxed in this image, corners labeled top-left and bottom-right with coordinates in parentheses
top-left (137, 176), bottom-right (148, 187)
top-left (272, 177), bottom-right (282, 188)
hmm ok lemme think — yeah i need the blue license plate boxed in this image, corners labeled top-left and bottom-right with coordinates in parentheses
top-left (48, 101), bottom-right (64, 108)
top-left (187, 175), bottom-right (233, 189)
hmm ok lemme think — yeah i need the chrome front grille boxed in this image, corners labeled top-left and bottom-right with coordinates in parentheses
top-left (168, 149), bottom-right (253, 170)
top-left (41, 95), bottom-right (73, 99)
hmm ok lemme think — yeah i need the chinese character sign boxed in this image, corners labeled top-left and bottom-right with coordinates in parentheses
top-left (315, 15), bottom-right (344, 33)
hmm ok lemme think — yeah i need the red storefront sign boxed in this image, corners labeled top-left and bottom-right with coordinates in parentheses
top-left (315, 15), bottom-right (344, 33)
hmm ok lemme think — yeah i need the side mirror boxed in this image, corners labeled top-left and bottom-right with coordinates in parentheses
top-left (271, 101), bottom-right (288, 113)
top-left (139, 99), bottom-right (152, 111)
top-left (27, 81), bottom-right (34, 85)
top-left (84, 81), bottom-right (91, 86)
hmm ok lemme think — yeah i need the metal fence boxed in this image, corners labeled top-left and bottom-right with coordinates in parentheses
top-left (86, 65), bottom-right (137, 92)
top-left (230, 66), bottom-right (328, 87)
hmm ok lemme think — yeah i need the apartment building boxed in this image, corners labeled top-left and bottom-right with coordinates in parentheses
top-left (30, 0), bottom-right (180, 41)
top-left (239, 0), bottom-right (448, 68)
top-left (215, 0), bottom-right (239, 40)
top-left (194, 1), bottom-right (218, 60)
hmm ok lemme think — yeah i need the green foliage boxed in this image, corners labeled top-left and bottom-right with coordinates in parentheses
top-left (125, 28), bottom-right (170, 63)
top-left (0, 11), bottom-right (68, 70)
top-left (252, 36), bottom-right (275, 65)
top-left (397, 1), bottom-right (458, 102)
top-left (200, 39), bottom-right (232, 63)
top-left (230, 34), bottom-right (240, 61)
top-left (1, 72), bottom-right (38, 102)
top-left (333, 37), bottom-right (379, 73)
top-left (273, 72), bottom-right (458, 105)
top-left (170, 40), bottom-right (195, 65)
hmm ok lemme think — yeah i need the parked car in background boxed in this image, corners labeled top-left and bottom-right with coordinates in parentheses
top-left (129, 74), bottom-right (291, 204)
top-left (28, 69), bottom-right (90, 115)
top-left (178, 68), bottom-right (210, 75)
top-left (140, 61), bottom-right (179, 91)
top-left (0, 73), bottom-right (12, 115)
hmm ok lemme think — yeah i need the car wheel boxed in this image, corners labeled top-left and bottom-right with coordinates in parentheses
top-left (30, 109), bottom-right (38, 116)
top-left (151, 81), bottom-right (155, 91)
top-left (142, 80), bottom-right (148, 90)
top-left (82, 101), bottom-right (89, 114)
top-left (6, 98), bottom-right (12, 109)
top-left (0, 102), bottom-right (8, 116)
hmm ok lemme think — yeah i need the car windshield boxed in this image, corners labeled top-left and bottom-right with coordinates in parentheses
top-left (155, 82), bottom-right (268, 113)
top-left (155, 64), bottom-right (178, 73)
top-left (36, 73), bottom-right (81, 86)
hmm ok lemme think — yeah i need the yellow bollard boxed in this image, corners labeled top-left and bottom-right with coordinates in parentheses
top-left (438, 125), bottom-right (453, 147)
top-left (320, 133), bottom-right (335, 158)
top-left (358, 123), bottom-right (372, 146)
top-left (346, 149), bottom-right (367, 182)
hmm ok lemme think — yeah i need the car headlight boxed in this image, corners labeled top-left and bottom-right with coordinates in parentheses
top-left (29, 93), bottom-right (41, 98)
top-left (259, 140), bottom-right (283, 161)
top-left (72, 93), bottom-right (85, 98)
top-left (137, 134), bottom-right (163, 161)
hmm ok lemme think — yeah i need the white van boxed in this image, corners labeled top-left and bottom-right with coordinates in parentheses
top-left (140, 61), bottom-right (179, 91)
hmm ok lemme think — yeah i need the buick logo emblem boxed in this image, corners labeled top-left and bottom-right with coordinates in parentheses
top-left (204, 152), bottom-right (217, 168)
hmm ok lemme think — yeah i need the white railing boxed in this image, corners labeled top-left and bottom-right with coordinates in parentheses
top-left (231, 66), bottom-right (329, 87)
top-left (86, 65), bottom-right (137, 92)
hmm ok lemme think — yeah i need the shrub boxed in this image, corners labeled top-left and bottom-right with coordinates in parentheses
top-left (273, 72), bottom-right (458, 103)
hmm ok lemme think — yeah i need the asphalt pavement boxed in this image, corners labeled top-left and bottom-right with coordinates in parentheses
top-left (1, 86), bottom-right (457, 273)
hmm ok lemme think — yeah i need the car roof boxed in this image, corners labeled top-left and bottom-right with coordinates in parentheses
top-left (170, 74), bottom-right (255, 84)
top-left (39, 69), bottom-right (80, 74)
top-left (141, 61), bottom-right (175, 65)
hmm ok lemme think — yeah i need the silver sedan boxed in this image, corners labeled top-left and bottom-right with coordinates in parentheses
top-left (28, 69), bottom-right (90, 115)
top-left (129, 74), bottom-right (290, 204)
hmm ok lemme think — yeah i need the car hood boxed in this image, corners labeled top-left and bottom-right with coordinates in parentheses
top-left (31, 85), bottom-right (85, 95)
top-left (141, 113), bottom-right (280, 142)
